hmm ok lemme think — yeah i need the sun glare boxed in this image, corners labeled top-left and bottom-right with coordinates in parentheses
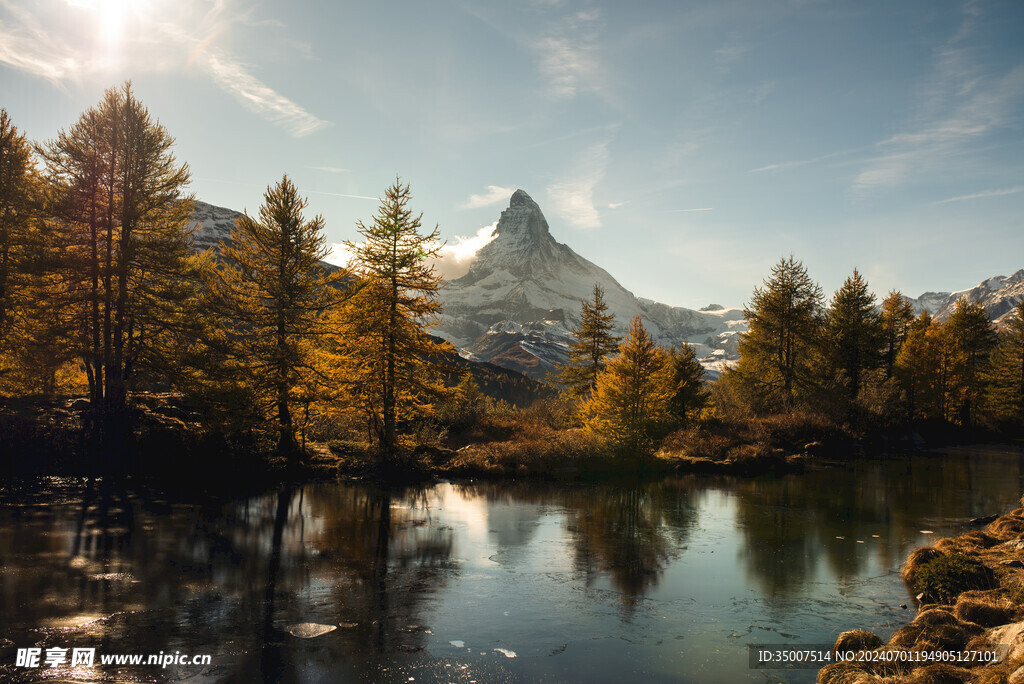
top-left (66, 0), bottom-right (144, 45)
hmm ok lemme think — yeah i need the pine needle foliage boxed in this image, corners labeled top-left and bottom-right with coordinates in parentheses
top-left (985, 302), bottom-right (1024, 424)
top-left (35, 83), bottom-right (199, 417)
top-left (825, 269), bottom-right (883, 399)
top-left (214, 175), bottom-right (345, 460)
top-left (336, 178), bottom-right (451, 461)
top-left (666, 342), bottom-right (710, 427)
top-left (554, 283), bottom-right (621, 396)
top-left (737, 255), bottom-right (824, 409)
top-left (585, 315), bottom-right (672, 456)
top-left (880, 290), bottom-right (915, 378)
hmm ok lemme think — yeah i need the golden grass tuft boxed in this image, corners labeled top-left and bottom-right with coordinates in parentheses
top-left (834, 629), bottom-right (884, 652)
top-left (954, 591), bottom-right (1017, 627)
top-left (903, 663), bottom-right (973, 684)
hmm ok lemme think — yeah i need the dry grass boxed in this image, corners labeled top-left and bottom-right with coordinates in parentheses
top-left (834, 629), bottom-right (884, 652)
top-left (439, 426), bottom-right (617, 477)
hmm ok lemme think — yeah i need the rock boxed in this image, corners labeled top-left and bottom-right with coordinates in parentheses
top-left (1010, 664), bottom-right (1024, 684)
top-left (286, 623), bottom-right (338, 639)
top-left (983, 621), bottom-right (1024, 663)
top-left (900, 604), bottom-right (908, 609)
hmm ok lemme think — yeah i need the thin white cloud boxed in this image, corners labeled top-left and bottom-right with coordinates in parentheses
top-left (853, 4), bottom-right (1024, 193)
top-left (205, 53), bottom-right (329, 138)
top-left (328, 223), bottom-right (498, 280)
top-left (459, 185), bottom-right (516, 210)
top-left (547, 139), bottom-right (610, 229)
top-left (607, 201), bottom-right (628, 209)
top-left (433, 222), bottom-right (498, 279)
top-left (0, 0), bottom-right (328, 138)
top-left (306, 165), bottom-right (349, 174)
top-left (307, 189), bottom-right (379, 201)
top-left (668, 207), bottom-right (713, 213)
top-left (533, 8), bottom-right (603, 99)
top-left (750, 147), bottom-right (863, 174)
top-left (934, 186), bottom-right (1024, 204)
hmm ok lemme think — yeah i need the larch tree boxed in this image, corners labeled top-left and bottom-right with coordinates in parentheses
top-left (0, 108), bottom-right (34, 344)
top-left (736, 255), bottom-right (824, 408)
top-left (825, 269), bottom-right (883, 399)
top-left (585, 316), bottom-right (673, 456)
top-left (213, 175), bottom-right (345, 462)
top-left (665, 342), bottom-right (709, 427)
top-left (880, 290), bottom-right (915, 378)
top-left (338, 179), bottom-right (450, 462)
top-left (36, 83), bottom-right (197, 422)
top-left (554, 283), bottom-right (621, 396)
top-left (985, 301), bottom-right (1024, 425)
top-left (944, 298), bottom-right (996, 428)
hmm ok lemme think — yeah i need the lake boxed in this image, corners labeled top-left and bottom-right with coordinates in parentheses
top-left (1, 446), bottom-right (1022, 683)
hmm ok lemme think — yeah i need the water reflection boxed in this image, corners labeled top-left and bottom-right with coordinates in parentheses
top-left (0, 447), bottom-right (1021, 682)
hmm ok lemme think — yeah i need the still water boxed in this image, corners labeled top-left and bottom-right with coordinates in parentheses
top-left (1, 447), bottom-right (1023, 683)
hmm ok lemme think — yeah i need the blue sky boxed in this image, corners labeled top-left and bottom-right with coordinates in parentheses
top-left (2, 0), bottom-right (1023, 309)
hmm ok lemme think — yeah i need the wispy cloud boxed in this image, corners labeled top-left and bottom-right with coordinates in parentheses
top-left (433, 222), bottom-right (498, 279)
top-left (329, 223), bottom-right (498, 280)
top-left (0, 0), bottom-right (328, 138)
top-left (204, 53), bottom-right (329, 138)
top-left (853, 4), bottom-right (1024, 192)
top-left (306, 165), bottom-right (349, 174)
top-left (459, 185), bottom-right (516, 210)
top-left (607, 201), bottom-right (628, 209)
top-left (750, 148), bottom-right (861, 174)
top-left (934, 185), bottom-right (1024, 204)
top-left (533, 8), bottom-right (604, 99)
top-left (547, 139), bottom-right (610, 229)
top-left (667, 207), bottom-right (713, 213)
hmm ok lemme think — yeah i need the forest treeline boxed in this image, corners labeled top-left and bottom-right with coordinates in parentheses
top-left (0, 85), bottom-right (475, 474)
top-left (2, 86), bottom-right (1023, 479)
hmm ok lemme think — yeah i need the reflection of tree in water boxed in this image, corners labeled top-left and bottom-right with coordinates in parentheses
top-left (0, 481), bottom-right (455, 683)
top-left (731, 451), bottom-right (1024, 599)
top-left (457, 479), bottom-right (698, 616)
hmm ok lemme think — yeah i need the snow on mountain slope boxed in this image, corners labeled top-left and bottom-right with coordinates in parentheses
top-left (435, 190), bottom-right (744, 379)
top-left (188, 201), bottom-right (242, 252)
top-left (908, 269), bottom-right (1024, 325)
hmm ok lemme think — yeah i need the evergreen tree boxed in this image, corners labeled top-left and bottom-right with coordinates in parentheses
top-left (736, 255), bottom-right (824, 408)
top-left (36, 83), bottom-right (197, 420)
top-left (944, 298), bottom-right (996, 428)
top-left (554, 283), bottom-right (620, 396)
top-left (665, 342), bottom-right (709, 426)
top-left (880, 290), bottom-right (915, 378)
top-left (985, 301), bottom-right (1024, 425)
top-left (585, 316), bottom-right (672, 455)
top-left (825, 269), bottom-right (883, 399)
top-left (0, 109), bottom-right (34, 344)
top-left (338, 179), bottom-right (450, 460)
top-left (213, 175), bottom-right (344, 461)
top-left (895, 311), bottom-right (943, 421)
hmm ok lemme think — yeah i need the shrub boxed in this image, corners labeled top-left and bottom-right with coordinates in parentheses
top-left (913, 553), bottom-right (994, 605)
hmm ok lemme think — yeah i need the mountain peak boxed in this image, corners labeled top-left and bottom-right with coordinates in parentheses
top-left (494, 189), bottom-right (549, 240)
top-left (509, 189), bottom-right (536, 207)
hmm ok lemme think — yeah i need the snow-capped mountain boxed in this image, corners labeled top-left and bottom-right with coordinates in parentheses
top-left (189, 201), bottom-right (242, 252)
top-left (434, 190), bottom-right (745, 379)
top-left (909, 270), bottom-right (1024, 325)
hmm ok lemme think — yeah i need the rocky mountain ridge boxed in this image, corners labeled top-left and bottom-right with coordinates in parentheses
top-left (185, 195), bottom-right (1024, 382)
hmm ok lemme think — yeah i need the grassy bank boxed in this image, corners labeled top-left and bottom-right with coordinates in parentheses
top-left (818, 496), bottom-right (1024, 684)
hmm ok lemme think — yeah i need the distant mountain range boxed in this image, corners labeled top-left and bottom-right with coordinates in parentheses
top-left (908, 271), bottom-right (1024, 325)
top-left (188, 194), bottom-right (1024, 382)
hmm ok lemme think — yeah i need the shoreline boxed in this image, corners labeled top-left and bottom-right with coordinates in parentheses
top-left (818, 492), bottom-right (1024, 684)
